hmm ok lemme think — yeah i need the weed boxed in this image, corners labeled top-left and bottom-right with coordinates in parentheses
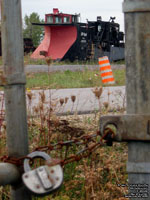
top-left (0, 106), bottom-right (128, 200)
top-left (0, 57), bottom-right (127, 199)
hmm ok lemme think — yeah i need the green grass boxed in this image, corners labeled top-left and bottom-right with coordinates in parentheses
top-left (24, 54), bottom-right (47, 65)
top-left (26, 69), bottom-right (125, 89)
top-left (24, 54), bottom-right (125, 66)
top-left (0, 54), bottom-right (125, 66)
top-left (24, 54), bottom-right (99, 66)
top-left (0, 57), bottom-right (2, 66)
top-left (24, 54), bottom-right (105, 66)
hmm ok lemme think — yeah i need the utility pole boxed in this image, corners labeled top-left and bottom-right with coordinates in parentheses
top-left (1, 0), bottom-right (31, 199)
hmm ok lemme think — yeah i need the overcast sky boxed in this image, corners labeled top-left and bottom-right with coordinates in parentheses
top-left (21, 0), bottom-right (124, 31)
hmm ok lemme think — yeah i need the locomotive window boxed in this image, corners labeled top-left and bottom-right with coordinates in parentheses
top-left (55, 17), bottom-right (62, 23)
top-left (98, 25), bottom-right (101, 32)
top-left (64, 17), bottom-right (70, 23)
top-left (72, 16), bottom-right (74, 22)
top-left (47, 16), bottom-right (53, 23)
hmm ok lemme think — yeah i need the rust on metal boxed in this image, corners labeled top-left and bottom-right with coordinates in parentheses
top-left (100, 114), bottom-right (150, 141)
top-left (0, 130), bottom-right (111, 169)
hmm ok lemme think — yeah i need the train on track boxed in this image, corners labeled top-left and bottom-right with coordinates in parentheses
top-left (31, 8), bottom-right (125, 62)
top-left (0, 9), bottom-right (125, 62)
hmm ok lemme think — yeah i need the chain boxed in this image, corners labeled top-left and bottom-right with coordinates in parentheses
top-left (34, 131), bottom-right (100, 152)
top-left (0, 155), bottom-right (33, 166)
top-left (0, 128), bottom-right (115, 167)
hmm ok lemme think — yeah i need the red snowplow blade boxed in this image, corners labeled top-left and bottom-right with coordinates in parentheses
top-left (31, 26), bottom-right (77, 60)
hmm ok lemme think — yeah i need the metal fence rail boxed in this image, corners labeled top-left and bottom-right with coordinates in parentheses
top-left (0, 0), bottom-right (31, 199)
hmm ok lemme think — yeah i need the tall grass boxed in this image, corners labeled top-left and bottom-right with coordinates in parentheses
top-left (0, 87), bottom-right (128, 200)
top-left (0, 56), bottom-right (127, 200)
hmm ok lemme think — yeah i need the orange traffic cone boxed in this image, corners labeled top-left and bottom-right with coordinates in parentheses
top-left (98, 56), bottom-right (115, 84)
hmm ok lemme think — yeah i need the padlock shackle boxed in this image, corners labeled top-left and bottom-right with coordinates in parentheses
top-left (24, 151), bottom-right (51, 172)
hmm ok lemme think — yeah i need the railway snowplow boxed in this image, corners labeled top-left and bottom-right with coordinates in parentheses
top-left (31, 9), bottom-right (124, 62)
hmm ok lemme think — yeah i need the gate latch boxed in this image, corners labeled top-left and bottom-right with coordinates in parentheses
top-left (100, 114), bottom-right (150, 142)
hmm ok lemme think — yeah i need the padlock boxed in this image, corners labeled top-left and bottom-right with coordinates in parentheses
top-left (22, 151), bottom-right (63, 196)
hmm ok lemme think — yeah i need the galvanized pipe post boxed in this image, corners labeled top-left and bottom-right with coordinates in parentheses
top-left (1, 0), bottom-right (31, 199)
top-left (123, 0), bottom-right (150, 198)
top-left (0, 163), bottom-right (20, 186)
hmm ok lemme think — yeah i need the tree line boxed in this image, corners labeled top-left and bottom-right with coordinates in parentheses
top-left (23, 12), bottom-right (44, 47)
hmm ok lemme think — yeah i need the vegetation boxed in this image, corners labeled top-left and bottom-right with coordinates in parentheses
top-left (23, 13), bottom-right (44, 47)
top-left (24, 54), bottom-right (47, 65)
top-left (0, 55), bottom-right (125, 66)
top-left (0, 89), bottom-right (128, 200)
top-left (24, 54), bottom-right (125, 66)
top-left (0, 54), bottom-right (127, 199)
top-left (26, 69), bottom-right (125, 89)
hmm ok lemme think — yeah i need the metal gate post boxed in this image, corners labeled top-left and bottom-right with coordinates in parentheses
top-left (123, 0), bottom-right (150, 198)
top-left (1, 0), bottom-right (31, 199)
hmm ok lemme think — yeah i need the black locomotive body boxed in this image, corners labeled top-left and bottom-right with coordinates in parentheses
top-left (63, 17), bottom-right (124, 62)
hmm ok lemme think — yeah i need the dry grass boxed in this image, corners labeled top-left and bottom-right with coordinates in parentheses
top-left (0, 86), bottom-right (128, 200)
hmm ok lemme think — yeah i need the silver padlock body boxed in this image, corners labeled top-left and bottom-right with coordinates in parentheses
top-left (22, 165), bottom-right (63, 196)
top-left (36, 166), bottom-right (54, 190)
